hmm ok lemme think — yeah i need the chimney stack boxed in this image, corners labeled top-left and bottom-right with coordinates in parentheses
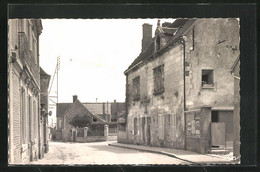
top-left (142, 23), bottom-right (152, 52)
top-left (73, 95), bottom-right (78, 103)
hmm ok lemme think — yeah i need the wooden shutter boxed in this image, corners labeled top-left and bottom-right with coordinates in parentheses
top-left (158, 114), bottom-right (164, 139)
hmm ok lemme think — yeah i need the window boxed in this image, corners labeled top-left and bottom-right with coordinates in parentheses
top-left (93, 116), bottom-right (97, 122)
top-left (158, 114), bottom-right (164, 139)
top-left (202, 69), bottom-right (214, 87)
top-left (133, 76), bottom-right (140, 101)
top-left (211, 111), bottom-right (219, 122)
top-left (153, 65), bottom-right (164, 95)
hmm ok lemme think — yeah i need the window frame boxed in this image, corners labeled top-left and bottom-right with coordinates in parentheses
top-left (132, 76), bottom-right (140, 101)
top-left (201, 69), bottom-right (214, 88)
top-left (153, 65), bottom-right (165, 95)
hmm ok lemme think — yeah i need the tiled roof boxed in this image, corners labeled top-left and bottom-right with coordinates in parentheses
top-left (40, 67), bottom-right (50, 77)
top-left (161, 27), bottom-right (178, 35)
top-left (125, 19), bottom-right (196, 74)
top-left (56, 103), bottom-right (73, 117)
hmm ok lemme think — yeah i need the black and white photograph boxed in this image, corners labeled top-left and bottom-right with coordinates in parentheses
top-left (8, 17), bottom-right (242, 165)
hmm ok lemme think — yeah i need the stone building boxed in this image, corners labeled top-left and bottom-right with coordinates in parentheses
top-left (55, 96), bottom-right (125, 141)
top-left (123, 19), bottom-right (239, 154)
top-left (8, 19), bottom-right (48, 163)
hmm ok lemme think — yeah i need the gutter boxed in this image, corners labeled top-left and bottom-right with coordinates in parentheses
top-left (179, 36), bottom-right (187, 150)
top-left (124, 61), bottom-right (143, 75)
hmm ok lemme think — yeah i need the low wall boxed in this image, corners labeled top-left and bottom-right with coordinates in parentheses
top-left (76, 136), bottom-right (106, 142)
top-left (55, 130), bottom-right (62, 140)
top-left (117, 130), bottom-right (127, 143)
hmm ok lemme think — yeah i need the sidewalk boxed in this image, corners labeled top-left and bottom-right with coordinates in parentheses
top-left (108, 142), bottom-right (237, 164)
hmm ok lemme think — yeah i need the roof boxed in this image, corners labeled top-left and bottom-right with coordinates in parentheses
top-left (40, 67), bottom-right (51, 77)
top-left (56, 101), bottom-right (124, 118)
top-left (64, 99), bottom-right (107, 123)
top-left (57, 103), bottom-right (72, 117)
top-left (124, 19), bottom-right (197, 74)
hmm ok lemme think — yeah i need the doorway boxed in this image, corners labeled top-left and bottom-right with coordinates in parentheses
top-left (211, 111), bottom-right (225, 148)
top-left (146, 117), bottom-right (151, 145)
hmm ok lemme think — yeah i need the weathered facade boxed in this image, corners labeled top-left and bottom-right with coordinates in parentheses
top-left (8, 19), bottom-right (47, 163)
top-left (123, 19), bottom-right (239, 154)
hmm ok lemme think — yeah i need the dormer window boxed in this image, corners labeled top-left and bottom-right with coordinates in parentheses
top-left (156, 36), bottom-right (161, 51)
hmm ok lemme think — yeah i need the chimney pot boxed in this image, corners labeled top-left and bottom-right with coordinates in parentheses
top-left (142, 23), bottom-right (152, 52)
top-left (73, 95), bottom-right (78, 102)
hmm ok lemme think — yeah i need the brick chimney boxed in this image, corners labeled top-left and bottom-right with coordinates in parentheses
top-left (73, 95), bottom-right (78, 103)
top-left (142, 23), bottom-right (152, 52)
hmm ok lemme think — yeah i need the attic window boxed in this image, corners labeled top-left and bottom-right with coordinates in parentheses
top-left (156, 36), bottom-right (160, 51)
top-left (202, 69), bottom-right (214, 87)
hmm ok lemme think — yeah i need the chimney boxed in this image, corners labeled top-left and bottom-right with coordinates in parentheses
top-left (73, 95), bottom-right (78, 103)
top-left (162, 22), bottom-right (172, 27)
top-left (103, 102), bottom-right (105, 114)
top-left (142, 23), bottom-right (152, 52)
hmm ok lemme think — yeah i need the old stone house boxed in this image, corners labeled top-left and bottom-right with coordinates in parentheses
top-left (8, 19), bottom-right (50, 163)
top-left (55, 96), bottom-right (125, 142)
top-left (123, 18), bottom-right (239, 154)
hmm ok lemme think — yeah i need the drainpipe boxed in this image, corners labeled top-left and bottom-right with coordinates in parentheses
top-left (179, 36), bottom-right (187, 150)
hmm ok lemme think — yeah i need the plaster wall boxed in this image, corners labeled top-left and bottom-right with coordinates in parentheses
top-left (126, 44), bottom-right (185, 149)
top-left (185, 19), bottom-right (240, 109)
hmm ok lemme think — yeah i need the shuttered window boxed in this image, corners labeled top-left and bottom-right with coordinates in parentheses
top-left (134, 118), bottom-right (137, 135)
top-left (158, 114), bottom-right (164, 139)
top-left (170, 114), bottom-right (176, 140)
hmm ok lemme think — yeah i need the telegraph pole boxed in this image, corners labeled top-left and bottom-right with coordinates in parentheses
top-left (57, 56), bottom-right (60, 118)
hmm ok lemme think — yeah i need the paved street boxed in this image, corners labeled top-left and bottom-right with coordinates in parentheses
top-left (30, 141), bottom-right (190, 165)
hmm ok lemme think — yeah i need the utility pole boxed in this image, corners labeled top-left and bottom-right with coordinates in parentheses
top-left (57, 56), bottom-right (60, 119)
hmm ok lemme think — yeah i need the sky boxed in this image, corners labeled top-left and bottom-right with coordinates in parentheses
top-left (39, 19), bottom-right (175, 124)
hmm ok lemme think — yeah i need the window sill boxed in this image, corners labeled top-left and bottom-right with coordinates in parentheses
top-left (201, 85), bottom-right (214, 89)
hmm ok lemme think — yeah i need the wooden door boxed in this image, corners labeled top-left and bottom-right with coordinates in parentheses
top-left (211, 122), bottom-right (225, 147)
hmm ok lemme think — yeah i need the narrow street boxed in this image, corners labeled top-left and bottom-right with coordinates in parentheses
top-left (30, 141), bottom-right (190, 165)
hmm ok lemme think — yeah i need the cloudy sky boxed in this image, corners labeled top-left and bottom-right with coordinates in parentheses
top-left (39, 19), bottom-right (175, 108)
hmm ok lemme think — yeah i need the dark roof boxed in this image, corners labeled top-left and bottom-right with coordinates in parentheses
top-left (40, 67), bottom-right (50, 77)
top-left (125, 19), bottom-right (196, 74)
top-left (169, 19), bottom-right (189, 28)
top-left (56, 103), bottom-right (72, 117)
top-left (56, 101), bottom-right (125, 118)
top-left (161, 27), bottom-right (178, 35)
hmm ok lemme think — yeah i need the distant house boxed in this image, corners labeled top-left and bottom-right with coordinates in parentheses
top-left (123, 19), bottom-right (239, 154)
top-left (55, 95), bottom-right (125, 142)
